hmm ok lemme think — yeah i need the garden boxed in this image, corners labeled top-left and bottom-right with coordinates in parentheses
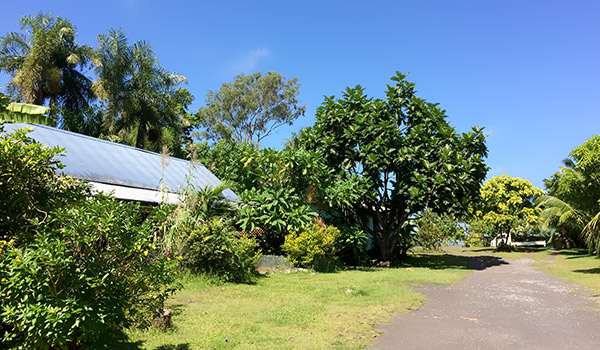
top-left (1, 13), bottom-right (600, 350)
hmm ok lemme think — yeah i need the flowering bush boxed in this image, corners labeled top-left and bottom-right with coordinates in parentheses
top-left (0, 195), bottom-right (179, 349)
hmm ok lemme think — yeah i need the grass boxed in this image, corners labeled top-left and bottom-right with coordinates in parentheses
top-left (125, 252), bottom-right (477, 350)
top-left (532, 249), bottom-right (600, 297)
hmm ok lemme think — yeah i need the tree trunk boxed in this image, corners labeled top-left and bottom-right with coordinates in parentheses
top-left (136, 121), bottom-right (147, 149)
top-left (377, 233), bottom-right (396, 262)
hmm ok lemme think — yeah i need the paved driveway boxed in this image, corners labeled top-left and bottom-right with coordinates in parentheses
top-left (373, 255), bottom-right (600, 349)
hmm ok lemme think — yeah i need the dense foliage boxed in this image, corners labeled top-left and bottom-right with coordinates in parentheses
top-left (238, 188), bottom-right (316, 254)
top-left (415, 210), bottom-right (465, 250)
top-left (195, 71), bottom-right (305, 147)
top-left (183, 218), bottom-right (261, 283)
top-left (470, 175), bottom-right (544, 245)
top-left (298, 72), bottom-right (488, 260)
top-left (541, 135), bottom-right (600, 255)
top-left (1, 196), bottom-right (178, 348)
top-left (0, 127), bottom-right (178, 349)
top-left (0, 126), bottom-right (88, 241)
top-left (155, 183), bottom-right (261, 282)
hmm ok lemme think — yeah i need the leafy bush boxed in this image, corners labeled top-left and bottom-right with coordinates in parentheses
top-left (182, 218), bottom-right (261, 283)
top-left (335, 225), bottom-right (369, 266)
top-left (0, 126), bottom-right (89, 241)
top-left (156, 184), bottom-right (236, 256)
top-left (238, 187), bottom-right (316, 254)
top-left (0, 195), bottom-right (178, 349)
top-left (415, 210), bottom-right (465, 250)
top-left (283, 221), bottom-right (341, 268)
top-left (465, 219), bottom-right (495, 247)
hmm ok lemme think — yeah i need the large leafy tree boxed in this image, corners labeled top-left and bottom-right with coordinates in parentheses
top-left (94, 29), bottom-right (191, 150)
top-left (299, 72), bottom-right (488, 260)
top-left (195, 71), bottom-right (306, 147)
top-left (0, 13), bottom-right (94, 111)
top-left (472, 175), bottom-right (544, 244)
top-left (541, 135), bottom-right (600, 255)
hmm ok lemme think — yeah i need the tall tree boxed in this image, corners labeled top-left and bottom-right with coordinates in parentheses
top-left (471, 175), bottom-right (544, 245)
top-left (299, 72), bottom-right (488, 260)
top-left (195, 71), bottom-right (305, 147)
top-left (94, 29), bottom-right (190, 150)
top-left (0, 13), bottom-right (94, 111)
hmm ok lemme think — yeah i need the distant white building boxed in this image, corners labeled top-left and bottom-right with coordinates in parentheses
top-left (490, 232), bottom-right (546, 248)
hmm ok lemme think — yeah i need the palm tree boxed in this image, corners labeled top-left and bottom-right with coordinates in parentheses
top-left (94, 29), bottom-right (189, 150)
top-left (541, 156), bottom-right (600, 255)
top-left (0, 13), bottom-right (94, 110)
top-left (538, 195), bottom-right (586, 248)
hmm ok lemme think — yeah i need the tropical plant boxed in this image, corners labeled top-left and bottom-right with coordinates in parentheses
top-left (298, 72), bottom-right (488, 260)
top-left (335, 224), bottom-right (369, 266)
top-left (195, 71), bottom-right (305, 147)
top-left (237, 187), bottom-right (317, 254)
top-left (0, 126), bottom-right (89, 241)
top-left (94, 28), bottom-right (191, 150)
top-left (182, 218), bottom-right (260, 283)
top-left (542, 135), bottom-right (600, 255)
top-left (1, 195), bottom-right (178, 348)
top-left (0, 13), bottom-right (94, 111)
top-left (159, 183), bottom-right (236, 255)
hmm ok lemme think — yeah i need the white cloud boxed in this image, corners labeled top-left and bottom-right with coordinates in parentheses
top-left (229, 48), bottom-right (271, 74)
top-left (123, 0), bottom-right (138, 7)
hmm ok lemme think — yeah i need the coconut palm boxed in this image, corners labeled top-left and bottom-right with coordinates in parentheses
top-left (538, 195), bottom-right (586, 247)
top-left (0, 13), bottom-right (94, 110)
top-left (541, 149), bottom-right (600, 255)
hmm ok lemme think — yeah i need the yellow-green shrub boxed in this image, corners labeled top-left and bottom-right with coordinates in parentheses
top-left (283, 222), bottom-right (340, 267)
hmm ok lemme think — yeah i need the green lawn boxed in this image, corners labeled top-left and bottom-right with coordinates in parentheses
top-left (532, 249), bottom-right (600, 297)
top-left (126, 253), bottom-right (474, 350)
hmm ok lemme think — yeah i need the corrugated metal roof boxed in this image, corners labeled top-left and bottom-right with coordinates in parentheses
top-left (3, 123), bottom-right (238, 202)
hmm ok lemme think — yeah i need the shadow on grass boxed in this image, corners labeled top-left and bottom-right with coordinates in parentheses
top-left (111, 338), bottom-right (190, 350)
top-left (394, 253), bottom-right (508, 271)
top-left (555, 249), bottom-right (594, 260)
top-left (574, 267), bottom-right (600, 274)
top-left (471, 247), bottom-right (548, 254)
top-left (154, 344), bottom-right (191, 350)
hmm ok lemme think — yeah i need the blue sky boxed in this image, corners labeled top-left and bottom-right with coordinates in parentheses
top-left (1, 0), bottom-right (599, 189)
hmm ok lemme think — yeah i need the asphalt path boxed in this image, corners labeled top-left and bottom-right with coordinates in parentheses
top-left (373, 254), bottom-right (600, 350)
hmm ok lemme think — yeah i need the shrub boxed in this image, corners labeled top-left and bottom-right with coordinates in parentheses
top-left (183, 219), bottom-right (261, 283)
top-left (415, 210), bottom-right (465, 250)
top-left (0, 126), bottom-right (89, 242)
top-left (0, 195), bottom-right (178, 349)
top-left (283, 221), bottom-right (341, 268)
top-left (466, 219), bottom-right (495, 247)
top-left (335, 225), bottom-right (369, 266)
top-left (238, 187), bottom-right (316, 254)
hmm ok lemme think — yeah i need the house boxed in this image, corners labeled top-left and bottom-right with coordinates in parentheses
top-left (2, 123), bottom-right (237, 205)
